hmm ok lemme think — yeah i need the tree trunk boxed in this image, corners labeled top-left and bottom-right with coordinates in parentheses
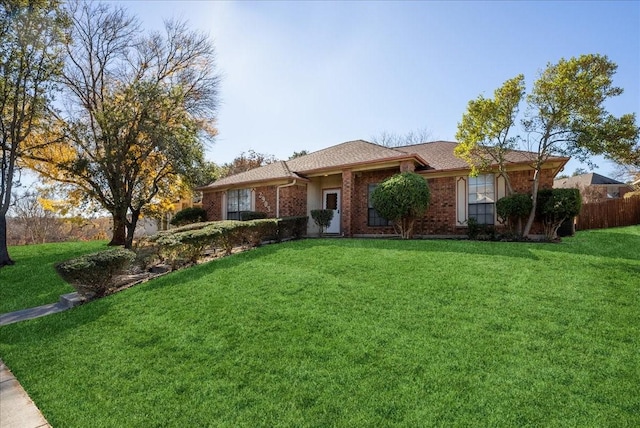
top-left (523, 169), bottom-right (540, 237)
top-left (124, 209), bottom-right (140, 249)
top-left (109, 211), bottom-right (127, 247)
top-left (0, 213), bottom-right (15, 267)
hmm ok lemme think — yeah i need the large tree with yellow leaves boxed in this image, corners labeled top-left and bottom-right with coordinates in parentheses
top-left (27, 1), bottom-right (219, 248)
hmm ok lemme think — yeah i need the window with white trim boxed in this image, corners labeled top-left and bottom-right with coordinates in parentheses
top-left (468, 174), bottom-right (495, 225)
top-left (368, 184), bottom-right (390, 227)
top-left (227, 189), bottom-right (251, 220)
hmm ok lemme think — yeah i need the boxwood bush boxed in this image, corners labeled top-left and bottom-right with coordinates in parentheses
top-left (536, 188), bottom-right (582, 240)
top-left (149, 216), bottom-right (308, 266)
top-left (55, 217), bottom-right (309, 299)
top-left (55, 248), bottom-right (136, 298)
top-left (496, 193), bottom-right (532, 236)
top-left (170, 207), bottom-right (207, 226)
top-left (240, 211), bottom-right (269, 221)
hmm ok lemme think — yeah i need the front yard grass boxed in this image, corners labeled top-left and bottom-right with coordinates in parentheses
top-left (0, 240), bottom-right (107, 313)
top-left (0, 226), bottom-right (638, 426)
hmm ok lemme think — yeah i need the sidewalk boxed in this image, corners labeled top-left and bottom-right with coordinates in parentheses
top-left (0, 360), bottom-right (50, 428)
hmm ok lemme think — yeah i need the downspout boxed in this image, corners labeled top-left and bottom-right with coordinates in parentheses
top-left (276, 180), bottom-right (297, 217)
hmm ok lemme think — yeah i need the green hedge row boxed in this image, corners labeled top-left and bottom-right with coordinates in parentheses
top-left (55, 217), bottom-right (308, 299)
top-left (144, 216), bottom-right (308, 265)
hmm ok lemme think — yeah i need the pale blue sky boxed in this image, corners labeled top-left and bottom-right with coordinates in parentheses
top-left (114, 0), bottom-right (639, 178)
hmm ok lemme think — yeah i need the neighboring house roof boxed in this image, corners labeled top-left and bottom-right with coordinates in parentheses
top-left (554, 172), bottom-right (628, 189)
top-left (200, 139), bottom-right (568, 190)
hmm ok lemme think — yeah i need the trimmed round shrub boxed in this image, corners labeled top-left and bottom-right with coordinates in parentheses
top-left (55, 248), bottom-right (136, 297)
top-left (371, 172), bottom-right (430, 239)
top-left (496, 193), bottom-right (532, 219)
top-left (170, 207), bottom-right (207, 226)
top-left (496, 193), bottom-right (532, 236)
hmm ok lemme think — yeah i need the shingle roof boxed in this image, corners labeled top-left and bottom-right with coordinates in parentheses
top-left (554, 172), bottom-right (626, 188)
top-left (200, 139), bottom-right (568, 190)
top-left (395, 141), bottom-right (540, 171)
top-left (198, 161), bottom-right (306, 190)
top-left (286, 140), bottom-right (420, 173)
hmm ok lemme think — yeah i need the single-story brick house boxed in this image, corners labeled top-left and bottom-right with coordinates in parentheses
top-left (198, 140), bottom-right (569, 237)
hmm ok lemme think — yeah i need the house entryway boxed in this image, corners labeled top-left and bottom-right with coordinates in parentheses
top-left (322, 189), bottom-right (341, 234)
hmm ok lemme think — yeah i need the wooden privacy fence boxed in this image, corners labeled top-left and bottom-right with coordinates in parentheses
top-left (576, 196), bottom-right (640, 230)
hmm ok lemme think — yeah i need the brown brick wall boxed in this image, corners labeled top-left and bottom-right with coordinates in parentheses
top-left (421, 176), bottom-right (458, 234)
top-left (351, 169), bottom-right (399, 236)
top-left (279, 184), bottom-right (307, 217)
top-left (342, 169), bottom-right (354, 236)
top-left (400, 160), bottom-right (416, 172)
top-left (509, 168), bottom-right (554, 193)
top-left (254, 186), bottom-right (277, 217)
top-left (204, 166), bottom-right (556, 235)
top-left (350, 167), bottom-right (557, 236)
top-left (350, 170), bottom-right (460, 236)
top-left (202, 191), bottom-right (223, 221)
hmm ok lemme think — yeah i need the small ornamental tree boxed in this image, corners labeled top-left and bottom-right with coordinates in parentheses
top-left (371, 172), bottom-right (430, 239)
top-left (496, 193), bottom-right (532, 236)
top-left (536, 188), bottom-right (582, 240)
top-left (310, 209), bottom-right (333, 236)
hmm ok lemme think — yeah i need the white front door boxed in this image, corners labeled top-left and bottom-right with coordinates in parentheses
top-left (323, 189), bottom-right (341, 234)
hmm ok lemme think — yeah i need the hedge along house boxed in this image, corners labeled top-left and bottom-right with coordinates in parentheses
top-left (198, 140), bottom-right (569, 237)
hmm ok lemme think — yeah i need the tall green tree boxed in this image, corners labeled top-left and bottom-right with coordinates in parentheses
top-left (455, 74), bottom-right (525, 194)
top-left (0, 0), bottom-right (67, 267)
top-left (26, 1), bottom-right (220, 248)
top-left (455, 55), bottom-right (639, 238)
top-left (521, 54), bottom-right (638, 236)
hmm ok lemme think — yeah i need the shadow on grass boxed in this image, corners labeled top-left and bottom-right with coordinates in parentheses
top-left (139, 249), bottom-right (257, 294)
top-left (99, 225), bottom-right (640, 299)
top-left (299, 227), bottom-right (640, 262)
top-left (136, 227), bottom-right (640, 291)
top-left (539, 228), bottom-right (640, 262)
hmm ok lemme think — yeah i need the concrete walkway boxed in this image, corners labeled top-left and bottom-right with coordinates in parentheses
top-left (0, 293), bottom-right (81, 327)
top-left (0, 360), bottom-right (50, 428)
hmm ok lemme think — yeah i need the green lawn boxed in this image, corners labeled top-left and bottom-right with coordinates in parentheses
top-left (0, 227), bottom-right (639, 427)
top-left (0, 240), bottom-right (108, 313)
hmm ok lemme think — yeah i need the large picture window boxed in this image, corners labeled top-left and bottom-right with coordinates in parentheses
top-left (468, 174), bottom-right (495, 225)
top-left (227, 189), bottom-right (251, 220)
top-left (368, 184), bottom-right (390, 227)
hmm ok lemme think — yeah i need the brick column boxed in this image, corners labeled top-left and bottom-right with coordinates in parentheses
top-left (399, 160), bottom-right (415, 172)
top-left (342, 169), bottom-right (353, 236)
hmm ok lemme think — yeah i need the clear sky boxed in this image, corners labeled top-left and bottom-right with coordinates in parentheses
top-left (112, 0), bottom-right (639, 178)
